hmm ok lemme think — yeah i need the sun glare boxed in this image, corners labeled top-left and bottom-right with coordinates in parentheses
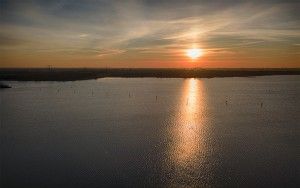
top-left (186, 48), bottom-right (203, 59)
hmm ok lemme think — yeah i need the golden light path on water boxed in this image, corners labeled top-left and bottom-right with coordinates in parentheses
top-left (166, 78), bottom-right (209, 186)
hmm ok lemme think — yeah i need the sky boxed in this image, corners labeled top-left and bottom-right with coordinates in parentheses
top-left (0, 0), bottom-right (299, 68)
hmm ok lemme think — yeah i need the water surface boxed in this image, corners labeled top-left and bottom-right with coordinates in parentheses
top-left (1, 76), bottom-right (299, 187)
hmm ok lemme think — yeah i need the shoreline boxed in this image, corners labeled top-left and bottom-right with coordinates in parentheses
top-left (1, 68), bottom-right (299, 81)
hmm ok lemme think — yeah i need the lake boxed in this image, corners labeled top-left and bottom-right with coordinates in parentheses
top-left (1, 76), bottom-right (299, 187)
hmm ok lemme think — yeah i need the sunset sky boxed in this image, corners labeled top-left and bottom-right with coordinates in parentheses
top-left (1, 0), bottom-right (299, 68)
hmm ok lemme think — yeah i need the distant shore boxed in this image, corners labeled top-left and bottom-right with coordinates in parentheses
top-left (0, 68), bottom-right (299, 81)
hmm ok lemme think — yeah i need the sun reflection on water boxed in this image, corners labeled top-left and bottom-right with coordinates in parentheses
top-left (166, 78), bottom-right (208, 186)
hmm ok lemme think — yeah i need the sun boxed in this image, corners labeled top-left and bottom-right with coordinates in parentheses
top-left (186, 48), bottom-right (203, 59)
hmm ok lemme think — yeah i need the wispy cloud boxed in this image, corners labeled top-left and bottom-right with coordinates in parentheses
top-left (97, 49), bottom-right (126, 57)
top-left (1, 0), bottom-right (299, 67)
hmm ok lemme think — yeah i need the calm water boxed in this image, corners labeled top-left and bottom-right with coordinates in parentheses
top-left (1, 76), bottom-right (299, 187)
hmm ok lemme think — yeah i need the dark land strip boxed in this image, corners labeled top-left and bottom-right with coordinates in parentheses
top-left (0, 68), bottom-right (299, 81)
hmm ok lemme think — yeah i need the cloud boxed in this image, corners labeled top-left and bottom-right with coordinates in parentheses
top-left (1, 0), bottom-right (299, 67)
top-left (97, 49), bottom-right (126, 57)
top-left (0, 34), bottom-right (31, 47)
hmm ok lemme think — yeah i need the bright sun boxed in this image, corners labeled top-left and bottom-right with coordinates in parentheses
top-left (186, 48), bottom-right (203, 59)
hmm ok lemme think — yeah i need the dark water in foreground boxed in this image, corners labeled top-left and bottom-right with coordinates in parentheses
top-left (1, 76), bottom-right (299, 187)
